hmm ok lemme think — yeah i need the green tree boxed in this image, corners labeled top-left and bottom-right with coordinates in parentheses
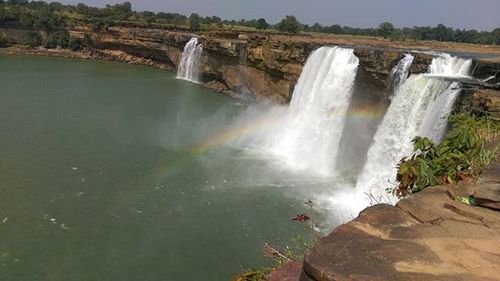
top-left (189, 13), bottom-right (201, 31)
top-left (82, 33), bottom-right (93, 47)
top-left (277, 15), bottom-right (302, 34)
top-left (255, 18), bottom-right (268, 30)
top-left (43, 31), bottom-right (69, 49)
top-left (433, 23), bottom-right (454, 41)
top-left (21, 31), bottom-right (41, 47)
top-left (378, 21), bottom-right (395, 39)
top-left (492, 28), bottom-right (500, 45)
top-left (0, 35), bottom-right (8, 47)
top-left (68, 37), bottom-right (83, 51)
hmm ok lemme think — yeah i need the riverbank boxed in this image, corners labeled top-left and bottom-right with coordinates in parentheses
top-left (0, 46), bottom-right (172, 70)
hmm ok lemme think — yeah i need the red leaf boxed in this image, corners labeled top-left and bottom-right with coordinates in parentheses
top-left (292, 214), bottom-right (310, 222)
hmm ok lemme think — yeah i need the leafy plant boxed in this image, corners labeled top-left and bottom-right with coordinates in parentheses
top-left (393, 113), bottom-right (499, 197)
top-left (0, 34), bottom-right (8, 47)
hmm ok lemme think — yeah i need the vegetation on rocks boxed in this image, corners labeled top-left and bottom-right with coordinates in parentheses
top-left (0, 34), bottom-right (7, 47)
top-left (393, 113), bottom-right (499, 197)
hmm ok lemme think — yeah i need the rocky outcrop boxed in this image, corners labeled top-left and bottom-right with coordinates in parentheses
top-left (301, 184), bottom-right (500, 281)
top-left (458, 89), bottom-right (500, 119)
top-left (1, 26), bottom-right (499, 105)
top-left (299, 150), bottom-right (500, 281)
top-left (263, 142), bottom-right (500, 281)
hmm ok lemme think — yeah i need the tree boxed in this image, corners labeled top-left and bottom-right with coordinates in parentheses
top-left (21, 31), bottom-right (41, 47)
top-left (256, 18), bottom-right (268, 30)
top-left (0, 35), bottom-right (8, 47)
top-left (189, 13), bottom-right (201, 31)
top-left (492, 28), bottom-right (500, 45)
top-left (433, 23), bottom-right (453, 42)
top-left (68, 37), bottom-right (83, 51)
top-left (82, 33), bottom-right (93, 47)
top-left (330, 24), bottom-right (342, 34)
top-left (378, 21), bottom-right (395, 39)
top-left (277, 15), bottom-right (301, 34)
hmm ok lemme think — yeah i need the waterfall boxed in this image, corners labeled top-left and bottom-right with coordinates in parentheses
top-left (177, 37), bottom-right (203, 83)
top-left (389, 54), bottom-right (414, 94)
top-left (355, 54), bottom-right (472, 197)
top-left (253, 47), bottom-right (359, 176)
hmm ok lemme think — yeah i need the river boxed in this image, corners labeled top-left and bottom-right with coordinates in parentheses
top-left (0, 56), bottom-right (318, 281)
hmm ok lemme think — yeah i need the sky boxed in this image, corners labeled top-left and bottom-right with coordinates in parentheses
top-left (56, 0), bottom-right (500, 31)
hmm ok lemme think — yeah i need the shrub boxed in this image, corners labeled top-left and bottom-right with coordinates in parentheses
top-left (68, 37), bottom-right (83, 51)
top-left (21, 31), bottom-right (42, 47)
top-left (82, 33), bottom-right (93, 48)
top-left (393, 113), bottom-right (499, 197)
top-left (43, 31), bottom-right (70, 49)
top-left (0, 35), bottom-right (8, 47)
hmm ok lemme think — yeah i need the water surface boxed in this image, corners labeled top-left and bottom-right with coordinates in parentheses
top-left (0, 56), bottom-right (316, 281)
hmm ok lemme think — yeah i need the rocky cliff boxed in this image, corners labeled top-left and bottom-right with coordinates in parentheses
top-left (2, 26), bottom-right (499, 105)
top-left (265, 159), bottom-right (500, 281)
top-left (87, 27), bottom-right (500, 105)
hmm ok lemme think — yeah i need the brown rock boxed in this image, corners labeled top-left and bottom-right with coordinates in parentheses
top-left (220, 65), bottom-right (291, 103)
top-left (474, 183), bottom-right (500, 210)
top-left (267, 261), bottom-right (303, 281)
top-left (302, 185), bottom-right (500, 281)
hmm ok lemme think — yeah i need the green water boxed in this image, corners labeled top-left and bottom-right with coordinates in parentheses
top-left (0, 56), bottom-right (314, 281)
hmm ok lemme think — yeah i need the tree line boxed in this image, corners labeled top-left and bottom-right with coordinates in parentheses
top-left (0, 0), bottom-right (499, 46)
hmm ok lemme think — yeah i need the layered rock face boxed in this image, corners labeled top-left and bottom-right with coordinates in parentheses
top-left (458, 89), bottom-right (500, 119)
top-left (87, 28), bottom-right (500, 105)
top-left (2, 26), bottom-right (499, 105)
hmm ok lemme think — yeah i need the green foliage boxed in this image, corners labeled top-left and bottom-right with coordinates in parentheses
top-left (277, 15), bottom-right (302, 34)
top-left (255, 18), bottom-right (268, 30)
top-left (189, 13), bottom-right (201, 31)
top-left (42, 30), bottom-right (69, 48)
top-left (0, 34), bottom-right (8, 47)
top-left (90, 19), bottom-right (111, 32)
top-left (82, 33), bottom-right (93, 47)
top-left (68, 36), bottom-right (82, 51)
top-left (378, 21), bottom-right (395, 38)
top-left (20, 30), bottom-right (41, 47)
top-left (393, 114), bottom-right (499, 197)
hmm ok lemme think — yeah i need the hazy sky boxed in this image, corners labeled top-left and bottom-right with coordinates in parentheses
top-left (56, 0), bottom-right (499, 31)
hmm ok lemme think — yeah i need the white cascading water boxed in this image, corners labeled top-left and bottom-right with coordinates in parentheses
top-left (355, 54), bottom-right (472, 199)
top-left (389, 54), bottom-right (414, 94)
top-left (177, 37), bottom-right (203, 83)
top-left (258, 47), bottom-right (359, 176)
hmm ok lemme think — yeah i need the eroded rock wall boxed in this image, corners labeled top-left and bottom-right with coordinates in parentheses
top-left (2, 26), bottom-right (499, 106)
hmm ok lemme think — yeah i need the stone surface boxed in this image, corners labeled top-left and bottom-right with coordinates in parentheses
top-left (474, 183), bottom-right (500, 210)
top-left (267, 261), bottom-right (303, 281)
top-left (3, 26), bottom-right (499, 105)
top-left (302, 183), bottom-right (500, 281)
top-left (458, 89), bottom-right (500, 119)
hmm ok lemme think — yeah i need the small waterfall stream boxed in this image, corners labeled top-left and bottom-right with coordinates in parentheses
top-left (355, 54), bottom-right (472, 198)
top-left (389, 54), bottom-right (414, 95)
top-left (177, 37), bottom-right (203, 83)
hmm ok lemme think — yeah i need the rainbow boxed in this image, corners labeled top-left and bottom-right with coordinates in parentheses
top-left (152, 104), bottom-right (385, 178)
top-left (190, 105), bottom-right (385, 156)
